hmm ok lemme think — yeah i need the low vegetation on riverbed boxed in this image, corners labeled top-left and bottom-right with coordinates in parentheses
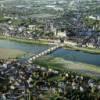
top-left (33, 56), bottom-right (100, 78)
top-left (0, 48), bottom-right (26, 59)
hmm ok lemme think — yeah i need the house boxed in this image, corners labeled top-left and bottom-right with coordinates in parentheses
top-left (55, 29), bottom-right (66, 38)
top-left (28, 25), bottom-right (36, 30)
top-left (18, 26), bottom-right (26, 32)
top-left (9, 25), bottom-right (14, 31)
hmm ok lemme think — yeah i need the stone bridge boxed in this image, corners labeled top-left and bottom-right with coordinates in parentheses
top-left (28, 44), bottom-right (64, 63)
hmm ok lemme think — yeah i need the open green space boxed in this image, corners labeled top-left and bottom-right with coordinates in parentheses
top-left (0, 48), bottom-right (26, 59)
top-left (0, 16), bottom-right (10, 23)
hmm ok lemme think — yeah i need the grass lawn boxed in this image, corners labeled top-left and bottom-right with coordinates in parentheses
top-left (33, 56), bottom-right (100, 78)
top-left (0, 48), bottom-right (26, 59)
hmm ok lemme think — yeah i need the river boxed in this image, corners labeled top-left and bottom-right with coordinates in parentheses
top-left (0, 39), bottom-right (100, 66)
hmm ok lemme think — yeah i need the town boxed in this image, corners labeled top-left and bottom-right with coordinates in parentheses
top-left (0, 0), bottom-right (100, 100)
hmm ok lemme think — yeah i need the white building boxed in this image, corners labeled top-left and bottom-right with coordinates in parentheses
top-left (28, 25), bottom-right (36, 30)
top-left (55, 29), bottom-right (66, 38)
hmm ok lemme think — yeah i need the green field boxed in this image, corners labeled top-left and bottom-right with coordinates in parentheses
top-left (0, 48), bottom-right (26, 59)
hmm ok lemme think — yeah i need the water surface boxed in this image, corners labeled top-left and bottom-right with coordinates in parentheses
top-left (0, 40), bottom-right (49, 54)
top-left (0, 39), bottom-right (100, 66)
top-left (50, 48), bottom-right (100, 66)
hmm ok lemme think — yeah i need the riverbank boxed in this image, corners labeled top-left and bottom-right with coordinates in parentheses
top-left (0, 35), bottom-right (100, 55)
top-left (33, 56), bottom-right (100, 78)
top-left (0, 48), bottom-right (26, 59)
top-left (64, 45), bottom-right (100, 54)
top-left (0, 35), bottom-right (50, 45)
